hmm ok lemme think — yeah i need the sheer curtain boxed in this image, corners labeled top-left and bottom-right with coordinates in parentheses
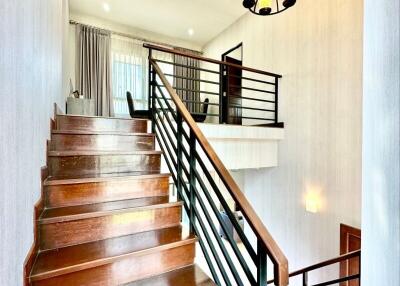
top-left (111, 36), bottom-right (174, 117)
top-left (111, 36), bottom-right (148, 117)
top-left (111, 35), bottom-right (178, 117)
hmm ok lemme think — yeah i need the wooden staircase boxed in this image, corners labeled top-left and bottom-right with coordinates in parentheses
top-left (27, 114), bottom-right (215, 286)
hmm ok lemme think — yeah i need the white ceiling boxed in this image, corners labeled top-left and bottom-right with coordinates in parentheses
top-left (69, 0), bottom-right (247, 46)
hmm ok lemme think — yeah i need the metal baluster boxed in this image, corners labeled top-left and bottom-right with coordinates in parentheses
top-left (219, 63), bottom-right (224, 124)
top-left (257, 240), bottom-right (267, 286)
top-left (150, 62), bottom-right (156, 133)
top-left (176, 113), bottom-right (183, 203)
top-left (303, 272), bottom-right (308, 286)
top-left (148, 48), bottom-right (152, 116)
top-left (274, 76), bottom-right (279, 124)
top-left (189, 129), bottom-right (196, 233)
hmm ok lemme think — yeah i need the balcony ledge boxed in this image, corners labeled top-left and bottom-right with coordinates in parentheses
top-left (198, 123), bottom-right (284, 170)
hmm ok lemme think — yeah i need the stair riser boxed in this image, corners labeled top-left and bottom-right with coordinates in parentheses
top-left (32, 243), bottom-right (195, 286)
top-left (50, 134), bottom-right (155, 152)
top-left (56, 116), bottom-right (148, 133)
top-left (48, 154), bottom-right (161, 177)
top-left (40, 206), bottom-right (181, 250)
top-left (45, 176), bottom-right (170, 208)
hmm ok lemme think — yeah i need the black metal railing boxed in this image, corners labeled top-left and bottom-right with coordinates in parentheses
top-left (267, 250), bottom-right (361, 286)
top-left (145, 44), bottom-right (283, 127)
top-left (148, 56), bottom-right (288, 286)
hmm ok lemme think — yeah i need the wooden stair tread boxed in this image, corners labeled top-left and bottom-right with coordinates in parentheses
top-left (30, 226), bottom-right (194, 281)
top-left (48, 150), bottom-right (163, 157)
top-left (40, 197), bottom-right (180, 224)
top-left (56, 114), bottom-right (149, 121)
top-left (124, 264), bottom-right (216, 286)
top-left (52, 130), bottom-right (155, 136)
top-left (45, 172), bottom-right (170, 186)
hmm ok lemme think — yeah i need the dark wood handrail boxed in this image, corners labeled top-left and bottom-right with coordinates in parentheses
top-left (144, 43), bottom-right (283, 78)
top-left (267, 250), bottom-right (361, 284)
top-left (150, 58), bottom-right (288, 286)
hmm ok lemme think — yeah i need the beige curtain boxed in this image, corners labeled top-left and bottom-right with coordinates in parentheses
top-left (76, 24), bottom-right (114, 117)
top-left (173, 48), bottom-right (201, 113)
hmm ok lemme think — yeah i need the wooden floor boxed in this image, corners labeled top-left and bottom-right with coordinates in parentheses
top-left (26, 114), bottom-right (215, 286)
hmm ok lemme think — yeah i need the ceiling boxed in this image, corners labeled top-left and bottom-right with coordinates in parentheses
top-left (69, 0), bottom-right (247, 46)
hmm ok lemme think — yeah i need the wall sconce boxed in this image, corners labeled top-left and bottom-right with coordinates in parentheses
top-left (305, 190), bottom-right (322, 213)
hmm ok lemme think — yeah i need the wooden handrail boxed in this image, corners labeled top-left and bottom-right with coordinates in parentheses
top-left (144, 43), bottom-right (283, 78)
top-left (150, 58), bottom-right (288, 286)
top-left (290, 250), bottom-right (361, 277)
top-left (267, 250), bottom-right (361, 284)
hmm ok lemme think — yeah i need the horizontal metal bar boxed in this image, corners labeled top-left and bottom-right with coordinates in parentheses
top-left (166, 98), bottom-right (220, 106)
top-left (231, 115), bottom-right (275, 121)
top-left (229, 83), bottom-right (276, 94)
top-left (227, 73), bottom-right (276, 85)
top-left (227, 104), bottom-right (275, 113)
top-left (312, 274), bottom-right (360, 286)
top-left (289, 250), bottom-right (361, 277)
top-left (164, 73), bottom-right (220, 85)
top-left (228, 94), bottom-right (276, 103)
top-left (267, 250), bottom-right (362, 285)
top-left (154, 59), bottom-right (220, 75)
top-left (191, 112), bottom-right (219, 117)
top-left (159, 85), bottom-right (220, 96)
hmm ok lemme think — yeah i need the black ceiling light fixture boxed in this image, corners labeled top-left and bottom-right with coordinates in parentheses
top-left (243, 0), bottom-right (296, 16)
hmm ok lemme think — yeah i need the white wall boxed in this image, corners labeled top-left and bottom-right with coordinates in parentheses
top-left (362, 0), bottom-right (400, 285)
top-left (0, 0), bottom-right (68, 285)
top-left (203, 0), bottom-right (363, 283)
top-left (62, 0), bottom-right (71, 98)
top-left (70, 12), bottom-right (202, 52)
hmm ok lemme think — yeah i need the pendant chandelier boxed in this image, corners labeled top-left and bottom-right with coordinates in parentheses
top-left (243, 0), bottom-right (296, 16)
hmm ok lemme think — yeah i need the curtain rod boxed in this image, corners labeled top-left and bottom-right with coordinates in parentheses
top-left (69, 20), bottom-right (202, 54)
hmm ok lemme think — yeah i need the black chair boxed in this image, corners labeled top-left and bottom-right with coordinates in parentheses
top-left (126, 91), bottom-right (149, 119)
top-left (191, 98), bottom-right (209, 123)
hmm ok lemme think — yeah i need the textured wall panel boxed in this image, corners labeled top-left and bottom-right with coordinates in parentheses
top-left (0, 1), bottom-right (68, 285)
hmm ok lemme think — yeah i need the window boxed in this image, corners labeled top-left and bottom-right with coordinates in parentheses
top-left (111, 35), bottom-right (174, 117)
top-left (112, 60), bottom-right (146, 116)
top-left (111, 36), bottom-right (148, 117)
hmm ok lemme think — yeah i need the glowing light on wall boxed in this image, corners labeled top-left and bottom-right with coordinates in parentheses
top-left (305, 193), bottom-right (320, 213)
top-left (304, 185), bottom-right (324, 213)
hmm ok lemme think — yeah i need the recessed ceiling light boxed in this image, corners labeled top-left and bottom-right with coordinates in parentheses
top-left (103, 3), bottom-right (110, 12)
top-left (188, 28), bottom-right (194, 36)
